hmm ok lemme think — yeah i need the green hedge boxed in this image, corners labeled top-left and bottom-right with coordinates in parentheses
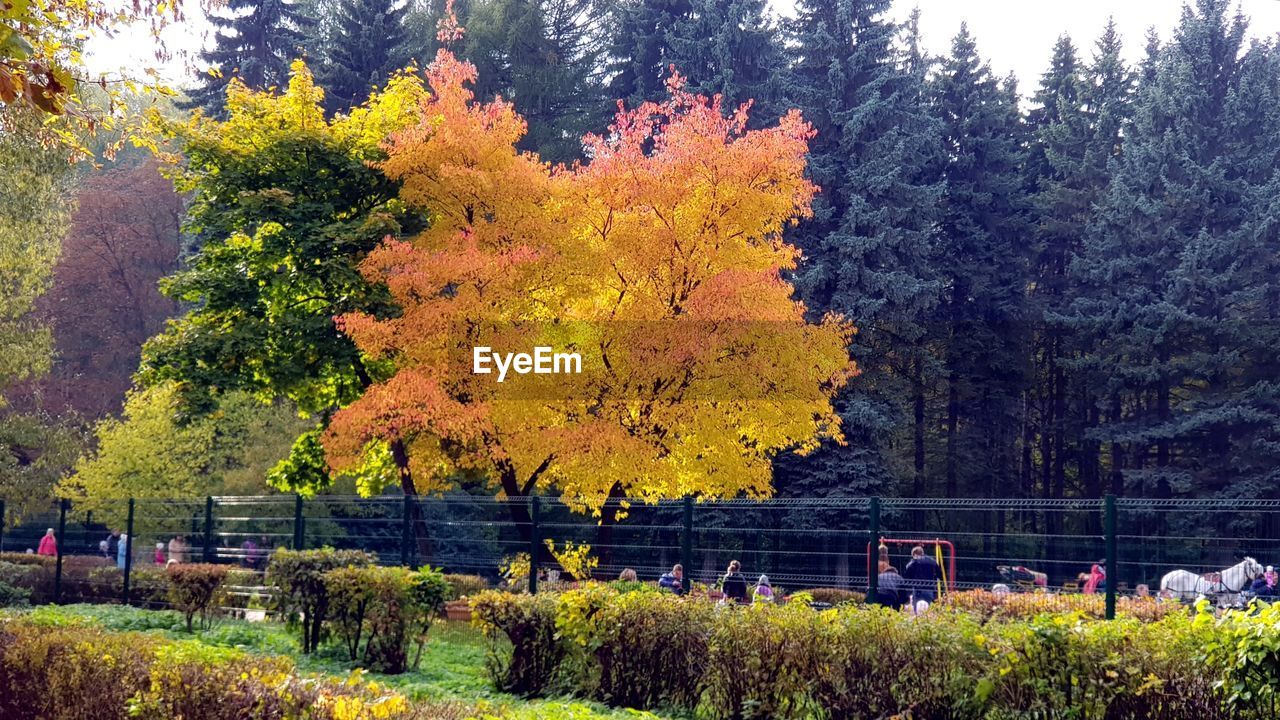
top-left (472, 587), bottom-right (1280, 719)
top-left (0, 616), bottom-right (473, 720)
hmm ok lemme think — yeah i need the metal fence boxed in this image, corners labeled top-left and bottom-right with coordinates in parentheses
top-left (2, 493), bottom-right (1278, 619)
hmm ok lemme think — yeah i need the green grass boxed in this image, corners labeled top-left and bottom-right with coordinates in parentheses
top-left (13, 604), bottom-right (672, 720)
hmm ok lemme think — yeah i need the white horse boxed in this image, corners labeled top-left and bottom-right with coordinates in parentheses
top-left (1160, 557), bottom-right (1264, 604)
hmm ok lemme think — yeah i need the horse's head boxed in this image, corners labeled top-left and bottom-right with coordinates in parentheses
top-left (1245, 557), bottom-right (1264, 579)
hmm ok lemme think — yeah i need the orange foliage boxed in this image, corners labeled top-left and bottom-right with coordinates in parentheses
top-left (324, 52), bottom-right (856, 514)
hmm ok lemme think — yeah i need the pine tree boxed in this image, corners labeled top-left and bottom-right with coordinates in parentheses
top-left (931, 25), bottom-right (1031, 498)
top-left (1072, 0), bottom-right (1280, 500)
top-left (313, 0), bottom-right (411, 115)
top-left (775, 0), bottom-right (945, 498)
top-left (186, 0), bottom-right (311, 116)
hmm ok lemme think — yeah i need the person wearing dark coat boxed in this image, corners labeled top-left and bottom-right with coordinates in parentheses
top-left (721, 560), bottom-right (749, 603)
top-left (106, 530), bottom-right (121, 560)
top-left (875, 563), bottom-right (905, 610)
top-left (902, 546), bottom-right (941, 605)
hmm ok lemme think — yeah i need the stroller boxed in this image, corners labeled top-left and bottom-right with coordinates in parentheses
top-left (997, 565), bottom-right (1048, 592)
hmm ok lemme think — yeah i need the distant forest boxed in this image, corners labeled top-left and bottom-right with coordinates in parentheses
top-left (15, 0), bottom-right (1280, 505)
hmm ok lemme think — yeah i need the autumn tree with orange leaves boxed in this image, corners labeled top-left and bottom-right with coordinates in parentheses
top-left (323, 47), bottom-right (856, 522)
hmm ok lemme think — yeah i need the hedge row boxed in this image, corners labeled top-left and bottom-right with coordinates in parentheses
top-left (0, 616), bottom-right (473, 720)
top-left (472, 586), bottom-right (1280, 720)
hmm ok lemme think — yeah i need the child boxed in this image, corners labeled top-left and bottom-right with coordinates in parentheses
top-left (753, 575), bottom-right (775, 603)
top-left (155, 542), bottom-right (166, 565)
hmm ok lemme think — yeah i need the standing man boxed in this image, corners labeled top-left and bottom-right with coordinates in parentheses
top-left (903, 546), bottom-right (941, 609)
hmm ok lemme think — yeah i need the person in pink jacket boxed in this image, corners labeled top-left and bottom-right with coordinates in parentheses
top-left (37, 529), bottom-right (57, 556)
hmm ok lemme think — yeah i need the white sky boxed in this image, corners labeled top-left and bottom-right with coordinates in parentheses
top-left (85, 1), bottom-right (1280, 93)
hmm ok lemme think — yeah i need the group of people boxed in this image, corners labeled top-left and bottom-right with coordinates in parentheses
top-left (97, 531), bottom-right (191, 568)
top-left (650, 560), bottom-right (776, 603)
top-left (873, 545), bottom-right (942, 613)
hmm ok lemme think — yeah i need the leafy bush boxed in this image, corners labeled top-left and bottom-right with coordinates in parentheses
top-left (0, 617), bottom-right (475, 720)
top-left (937, 589), bottom-right (1182, 622)
top-left (443, 573), bottom-right (489, 600)
top-left (0, 561), bottom-right (48, 602)
top-left (470, 587), bottom-right (1280, 719)
top-left (128, 567), bottom-right (172, 609)
top-left (561, 584), bottom-right (712, 709)
top-left (471, 589), bottom-right (567, 696)
top-left (265, 547), bottom-right (375, 653)
top-left (792, 587), bottom-right (864, 606)
top-left (324, 565), bottom-right (449, 673)
top-left (0, 578), bottom-right (30, 607)
top-left (166, 563), bottom-right (230, 632)
top-left (0, 552), bottom-right (54, 567)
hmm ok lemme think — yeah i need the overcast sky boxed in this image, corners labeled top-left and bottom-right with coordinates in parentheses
top-left (85, 1), bottom-right (1280, 94)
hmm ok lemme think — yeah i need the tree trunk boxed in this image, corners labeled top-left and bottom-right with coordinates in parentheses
top-left (390, 438), bottom-right (434, 563)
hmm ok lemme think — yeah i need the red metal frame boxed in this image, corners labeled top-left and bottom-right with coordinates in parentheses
top-left (866, 537), bottom-right (957, 593)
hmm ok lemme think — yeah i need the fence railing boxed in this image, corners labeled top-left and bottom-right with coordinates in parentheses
top-left (2, 493), bottom-right (1277, 620)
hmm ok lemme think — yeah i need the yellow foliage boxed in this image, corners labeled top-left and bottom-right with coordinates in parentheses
top-left (323, 52), bottom-right (857, 515)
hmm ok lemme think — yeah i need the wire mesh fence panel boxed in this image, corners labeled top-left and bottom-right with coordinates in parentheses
top-left (876, 498), bottom-right (1107, 592)
top-left (1115, 499), bottom-right (1280, 598)
top-left (5, 493), bottom-right (1280, 609)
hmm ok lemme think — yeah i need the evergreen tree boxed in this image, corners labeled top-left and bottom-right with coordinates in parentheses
top-left (666, 0), bottom-right (788, 123)
top-left (463, 0), bottom-right (609, 162)
top-left (313, 0), bottom-right (411, 115)
top-left (930, 25), bottom-right (1031, 498)
top-left (186, 0), bottom-right (311, 116)
top-left (605, 0), bottom-right (692, 106)
top-left (1072, 0), bottom-right (1280, 499)
top-left (775, 0), bottom-right (945, 497)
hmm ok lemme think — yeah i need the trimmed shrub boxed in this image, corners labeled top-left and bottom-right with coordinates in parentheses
top-left (0, 561), bottom-right (48, 603)
top-left (471, 586), bottom-right (1280, 719)
top-left (564, 585), bottom-right (712, 709)
top-left (0, 617), bottom-right (475, 720)
top-left (471, 590), bottom-right (567, 697)
top-left (938, 588), bottom-right (1182, 622)
top-left (0, 579), bottom-right (30, 607)
top-left (0, 552), bottom-right (54, 567)
top-left (442, 573), bottom-right (489, 600)
top-left (793, 587), bottom-right (864, 606)
top-left (323, 565), bottom-right (450, 673)
top-left (265, 547), bottom-right (375, 653)
top-left (129, 567), bottom-right (172, 609)
top-left (166, 563), bottom-right (230, 632)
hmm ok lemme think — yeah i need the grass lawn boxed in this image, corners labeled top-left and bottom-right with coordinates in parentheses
top-left (15, 604), bottom-right (675, 720)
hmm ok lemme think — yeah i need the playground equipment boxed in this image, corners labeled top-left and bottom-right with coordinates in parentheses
top-left (867, 537), bottom-right (957, 594)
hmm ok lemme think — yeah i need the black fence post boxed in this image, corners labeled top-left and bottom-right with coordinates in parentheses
top-left (401, 494), bottom-right (412, 568)
top-left (682, 496), bottom-right (694, 593)
top-left (529, 495), bottom-right (540, 595)
top-left (1105, 494), bottom-right (1117, 620)
top-left (0, 498), bottom-right (6, 552)
top-left (122, 498), bottom-right (135, 605)
top-left (202, 496), bottom-right (215, 563)
top-left (293, 494), bottom-right (305, 550)
top-left (54, 498), bottom-right (68, 603)
top-left (867, 496), bottom-right (880, 603)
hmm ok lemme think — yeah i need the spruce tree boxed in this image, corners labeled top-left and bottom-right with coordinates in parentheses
top-left (462, 0), bottom-right (608, 162)
top-left (930, 25), bottom-right (1031, 498)
top-left (313, 0), bottom-right (411, 115)
top-left (666, 0), bottom-right (788, 123)
top-left (186, 0), bottom-right (311, 116)
top-left (774, 0), bottom-right (945, 498)
top-left (605, 0), bottom-right (692, 106)
top-left (1072, 0), bottom-right (1280, 499)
